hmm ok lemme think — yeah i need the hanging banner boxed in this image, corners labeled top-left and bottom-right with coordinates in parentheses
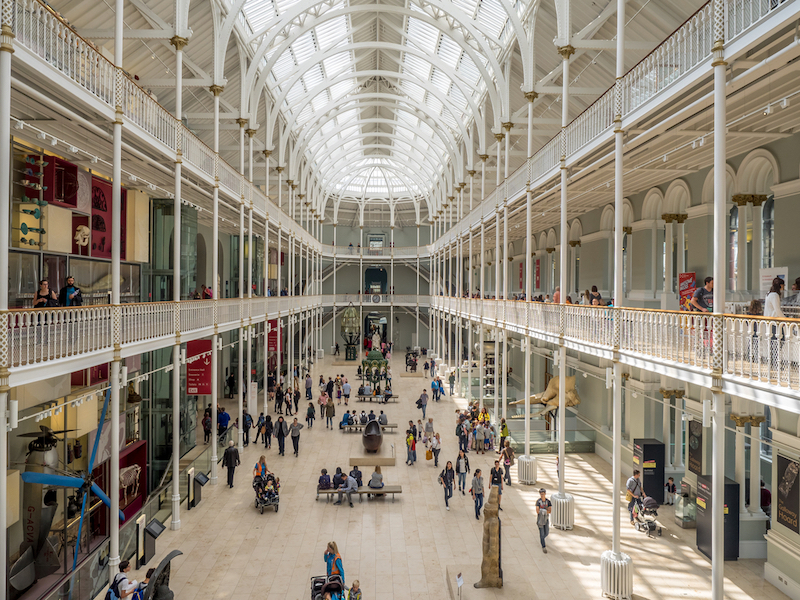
top-left (268, 319), bottom-right (282, 352)
top-left (519, 263), bottom-right (524, 289)
top-left (679, 272), bottom-right (696, 311)
top-left (777, 454), bottom-right (800, 533)
top-left (535, 259), bottom-right (541, 289)
top-left (186, 339), bottom-right (212, 395)
top-left (688, 419), bottom-right (703, 475)
top-left (761, 267), bottom-right (789, 296)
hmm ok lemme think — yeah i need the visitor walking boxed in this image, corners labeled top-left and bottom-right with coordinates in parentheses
top-left (499, 418), bottom-right (509, 452)
top-left (222, 440), bottom-right (239, 488)
top-left (626, 469), bottom-right (645, 524)
top-left (448, 371), bottom-right (455, 396)
top-left (438, 461), bottom-right (455, 510)
top-left (431, 433), bottom-right (442, 467)
top-left (406, 429), bottom-right (416, 465)
top-left (306, 402), bottom-right (315, 428)
top-left (471, 469), bottom-right (485, 520)
top-left (325, 397), bottom-right (336, 429)
top-left (263, 415), bottom-right (273, 448)
top-left (342, 379), bottom-right (351, 405)
top-left (490, 460), bottom-right (504, 511)
top-left (324, 542), bottom-right (345, 586)
top-left (455, 449), bottom-right (470, 494)
top-left (536, 488), bottom-right (552, 553)
top-left (418, 389), bottom-right (428, 419)
top-left (275, 416), bottom-right (289, 456)
top-left (500, 440), bottom-right (515, 485)
top-left (289, 418), bottom-right (304, 456)
top-left (306, 374), bottom-right (313, 400)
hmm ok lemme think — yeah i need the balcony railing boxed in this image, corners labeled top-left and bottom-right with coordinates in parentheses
top-left (320, 245), bottom-right (432, 257)
top-left (433, 297), bottom-right (800, 393)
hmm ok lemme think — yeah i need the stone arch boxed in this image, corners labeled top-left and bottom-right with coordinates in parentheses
top-left (506, 241), bottom-right (515, 261)
top-left (642, 188), bottom-right (664, 221)
top-left (701, 164), bottom-right (737, 205)
top-left (538, 232), bottom-right (548, 252)
top-left (569, 219), bottom-right (583, 241)
top-left (664, 179), bottom-right (691, 215)
top-left (738, 148), bottom-right (779, 194)
top-left (600, 205), bottom-right (615, 231)
top-left (546, 229), bottom-right (558, 249)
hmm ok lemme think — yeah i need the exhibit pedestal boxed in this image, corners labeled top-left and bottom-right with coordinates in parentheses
top-left (551, 491), bottom-right (574, 530)
top-left (600, 550), bottom-right (633, 600)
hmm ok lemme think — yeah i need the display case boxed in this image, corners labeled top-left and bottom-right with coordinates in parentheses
top-left (674, 494), bottom-right (697, 528)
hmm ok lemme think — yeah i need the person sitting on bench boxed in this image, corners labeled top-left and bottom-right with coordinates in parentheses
top-left (383, 387), bottom-right (392, 404)
top-left (359, 411), bottom-right (368, 424)
top-left (339, 412), bottom-right (352, 429)
top-left (378, 411), bottom-right (388, 425)
top-left (349, 465), bottom-right (363, 487)
top-left (363, 383), bottom-right (372, 396)
top-left (318, 468), bottom-right (332, 491)
top-left (368, 410), bottom-right (376, 422)
top-left (367, 466), bottom-right (385, 496)
top-left (334, 473), bottom-right (358, 507)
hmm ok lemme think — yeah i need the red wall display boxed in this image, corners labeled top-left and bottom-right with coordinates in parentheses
top-left (535, 259), bottom-right (541, 289)
top-left (268, 319), bottom-right (282, 352)
top-left (186, 340), bottom-right (213, 395)
top-left (90, 176), bottom-right (126, 260)
top-left (519, 263), bottom-right (524, 289)
top-left (43, 156), bottom-right (79, 208)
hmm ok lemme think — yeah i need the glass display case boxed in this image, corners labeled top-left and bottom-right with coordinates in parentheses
top-left (674, 494), bottom-right (697, 528)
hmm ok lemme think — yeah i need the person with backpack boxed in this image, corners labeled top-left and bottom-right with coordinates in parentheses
top-left (457, 418), bottom-right (469, 453)
top-left (107, 560), bottom-right (136, 599)
top-left (455, 449), bottom-right (470, 494)
top-left (131, 568), bottom-right (155, 600)
top-left (255, 413), bottom-right (265, 444)
top-left (536, 488), bottom-right (553, 553)
top-left (499, 418), bottom-right (509, 452)
top-left (242, 410), bottom-right (253, 446)
top-left (202, 413), bottom-right (212, 444)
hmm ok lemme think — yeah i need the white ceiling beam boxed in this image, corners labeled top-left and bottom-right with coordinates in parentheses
top-left (139, 78), bottom-right (213, 88)
top-left (78, 29), bottom-right (174, 39)
top-left (533, 85), bottom-right (609, 95)
top-left (571, 40), bottom-right (656, 51)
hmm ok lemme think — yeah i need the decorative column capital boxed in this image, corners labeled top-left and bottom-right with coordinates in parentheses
top-left (730, 414), bottom-right (750, 428)
top-left (478, 154), bottom-right (489, 162)
top-left (275, 166), bottom-right (284, 174)
top-left (622, 226), bottom-right (632, 235)
top-left (235, 118), bottom-right (247, 128)
top-left (525, 91), bottom-right (538, 102)
top-left (501, 122), bottom-right (514, 132)
top-left (494, 132), bottom-right (505, 142)
top-left (286, 179), bottom-right (294, 186)
top-left (568, 240), bottom-right (581, 248)
top-left (546, 247), bottom-right (556, 254)
top-left (209, 84), bottom-right (224, 96)
top-left (170, 36), bottom-right (189, 51)
top-left (661, 213), bottom-right (676, 223)
top-left (749, 415), bottom-right (766, 426)
top-left (459, 182), bottom-right (466, 189)
top-left (467, 170), bottom-right (476, 177)
top-left (262, 149), bottom-right (271, 157)
top-left (751, 195), bottom-right (768, 206)
top-left (245, 128), bottom-right (257, 138)
top-left (447, 196), bottom-right (455, 202)
top-left (291, 183), bottom-right (298, 191)
top-left (731, 194), bottom-right (750, 206)
top-left (675, 213), bottom-right (688, 224)
top-left (558, 45), bottom-right (575, 59)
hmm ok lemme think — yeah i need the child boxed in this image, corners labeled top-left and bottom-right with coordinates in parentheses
top-left (318, 469), bottom-right (331, 491)
top-left (417, 419), bottom-right (424, 441)
top-left (349, 580), bottom-right (363, 600)
top-left (665, 477), bottom-right (677, 505)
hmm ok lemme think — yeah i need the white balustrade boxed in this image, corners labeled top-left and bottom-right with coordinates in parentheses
top-left (179, 300), bottom-right (214, 332)
top-left (182, 129), bottom-right (215, 179)
top-left (217, 299), bottom-right (242, 325)
top-left (120, 302), bottom-right (173, 344)
top-left (7, 306), bottom-right (113, 367)
top-left (506, 165), bottom-right (528, 201)
top-left (565, 90), bottom-right (614, 156)
top-left (122, 78), bottom-right (177, 151)
top-left (529, 136), bottom-right (560, 184)
top-left (725, 316), bottom-right (800, 390)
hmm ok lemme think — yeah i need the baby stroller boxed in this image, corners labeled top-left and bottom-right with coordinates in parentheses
top-left (633, 496), bottom-right (662, 537)
top-left (253, 474), bottom-right (280, 513)
top-left (310, 574), bottom-right (344, 600)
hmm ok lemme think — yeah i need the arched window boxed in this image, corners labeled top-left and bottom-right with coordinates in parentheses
top-left (762, 197), bottom-right (774, 269)
top-left (729, 205), bottom-right (738, 290)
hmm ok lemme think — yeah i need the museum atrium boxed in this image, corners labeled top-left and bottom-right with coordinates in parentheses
top-left (2, 0), bottom-right (800, 597)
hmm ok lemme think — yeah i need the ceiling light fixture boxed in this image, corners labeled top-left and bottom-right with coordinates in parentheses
top-left (781, 98), bottom-right (790, 109)
top-left (763, 104), bottom-right (772, 116)
top-left (37, 131), bottom-right (46, 140)
top-left (13, 121), bottom-right (24, 130)
top-left (699, 137), bottom-right (705, 147)
top-left (50, 137), bottom-right (58, 146)
top-left (663, 154), bottom-right (667, 162)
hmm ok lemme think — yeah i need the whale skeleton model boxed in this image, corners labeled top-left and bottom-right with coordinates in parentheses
top-left (508, 376), bottom-right (581, 417)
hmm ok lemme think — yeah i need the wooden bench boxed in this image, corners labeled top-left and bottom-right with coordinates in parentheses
top-left (341, 423), bottom-right (397, 433)
top-left (349, 457), bottom-right (395, 467)
top-left (356, 394), bottom-right (398, 403)
top-left (316, 485), bottom-right (403, 503)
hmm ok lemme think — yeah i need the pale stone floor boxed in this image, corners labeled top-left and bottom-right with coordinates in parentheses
top-left (129, 353), bottom-right (789, 600)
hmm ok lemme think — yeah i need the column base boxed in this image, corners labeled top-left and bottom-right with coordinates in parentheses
top-left (517, 455), bottom-right (537, 485)
top-left (600, 550), bottom-right (633, 600)
top-left (171, 494), bottom-right (181, 530)
top-left (551, 491), bottom-right (574, 530)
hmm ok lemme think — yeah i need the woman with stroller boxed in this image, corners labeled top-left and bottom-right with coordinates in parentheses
top-left (324, 541), bottom-right (345, 587)
top-left (253, 455), bottom-right (271, 479)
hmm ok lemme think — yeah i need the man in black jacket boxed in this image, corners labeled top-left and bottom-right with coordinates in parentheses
top-left (58, 276), bottom-right (82, 307)
top-left (222, 440), bottom-right (240, 488)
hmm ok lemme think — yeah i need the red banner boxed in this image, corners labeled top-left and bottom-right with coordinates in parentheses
top-left (679, 272), bottom-right (696, 311)
top-left (187, 339), bottom-right (212, 395)
top-left (535, 259), bottom-right (541, 289)
top-left (267, 319), bottom-right (282, 352)
top-left (519, 263), bottom-right (524, 289)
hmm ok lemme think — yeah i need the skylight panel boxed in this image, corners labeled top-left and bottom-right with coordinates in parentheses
top-left (406, 18), bottom-right (438, 54)
top-left (329, 78), bottom-right (356, 101)
top-left (425, 94), bottom-right (444, 116)
top-left (292, 31), bottom-right (317, 65)
top-left (452, 0), bottom-right (479, 18)
top-left (272, 51), bottom-right (296, 83)
top-left (399, 81), bottom-right (425, 103)
top-left (311, 92), bottom-right (328, 113)
top-left (437, 37), bottom-right (462, 69)
top-left (403, 53), bottom-right (431, 80)
top-left (430, 68), bottom-right (452, 96)
top-left (303, 64), bottom-right (325, 91)
top-left (297, 104), bottom-right (314, 124)
top-left (315, 15), bottom-right (349, 51)
top-left (285, 81), bottom-right (305, 105)
top-left (458, 53), bottom-right (480, 85)
top-left (241, 0), bottom-right (278, 32)
top-left (323, 52), bottom-right (352, 79)
top-left (449, 85), bottom-right (467, 112)
top-left (477, 0), bottom-right (508, 40)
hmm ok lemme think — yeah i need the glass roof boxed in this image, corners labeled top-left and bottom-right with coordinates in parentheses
top-left (239, 0), bottom-right (519, 197)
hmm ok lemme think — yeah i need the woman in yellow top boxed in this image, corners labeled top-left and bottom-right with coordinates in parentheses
top-left (478, 408), bottom-right (490, 423)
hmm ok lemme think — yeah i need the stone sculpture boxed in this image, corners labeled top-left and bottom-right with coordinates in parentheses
top-left (509, 375), bottom-right (581, 417)
top-left (474, 486), bottom-right (503, 589)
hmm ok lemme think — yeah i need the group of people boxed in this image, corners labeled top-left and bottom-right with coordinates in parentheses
top-left (339, 409), bottom-right (388, 428)
top-left (33, 276), bottom-right (83, 307)
top-left (317, 465), bottom-right (385, 507)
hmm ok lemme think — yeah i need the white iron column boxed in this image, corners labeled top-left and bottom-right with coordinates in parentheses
top-left (751, 198), bottom-right (764, 292)
top-left (170, 32), bottom-right (187, 532)
top-left (664, 215), bottom-right (674, 295)
top-left (711, 1), bottom-right (728, 595)
top-left (247, 203), bottom-right (253, 416)
top-left (733, 411), bottom-right (748, 515)
top-left (415, 225), bottom-right (420, 347)
top-left (479, 220), bottom-right (485, 410)
top-left (734, 197), bottom-right (748, 293)
top-left (676, 215), bottom-right (686, 276)
top-left (556, 42), bottom-right (573, 509)
top-left (480, 154), bottom-right (488, 202)
top-left (750, 415), bottom-right (764, 514)
top-left (210, 84), bottom-right (222, 484)
top-left (237, 202), bottom-right (245, 454)
top-left (469, 170), bottom-right (475, 212)
top-left (108, 0), bottom-right (125, 571)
